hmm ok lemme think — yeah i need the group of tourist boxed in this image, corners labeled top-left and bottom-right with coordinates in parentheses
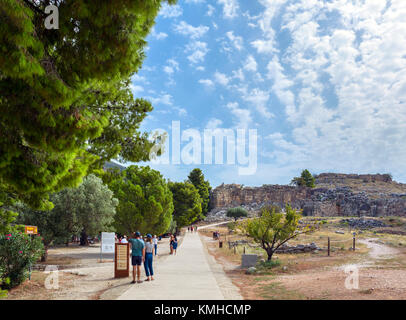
top-left (187, 226), bottom-right (198, 232)
top-left (127, 232), bottom-right (179, 284)
top-left (127, 232), bottom-right (156, 283)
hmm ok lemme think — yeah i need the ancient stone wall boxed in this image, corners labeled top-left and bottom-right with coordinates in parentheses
top-left (210, 184), bottom-right (311, 209)
top-left (208, 180), bottom-right (406, 219)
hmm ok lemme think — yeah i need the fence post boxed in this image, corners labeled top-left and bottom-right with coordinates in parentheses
top-left (328, 237), bottom-right (330, 257)
top-left (353, 236), bottom-right (356, 251)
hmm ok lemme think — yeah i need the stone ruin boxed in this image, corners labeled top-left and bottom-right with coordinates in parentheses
top-left (205, 173), bottom-right (406, 221)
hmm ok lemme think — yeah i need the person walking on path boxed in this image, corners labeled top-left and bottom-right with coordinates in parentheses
top-left (170, 235), bottom-right (174, 255)
top-left (153, 235), bottom-right (158, 256)
top-left (144, 234), bottom-right (155, 281)
top-left (128, 231), bottom-right (145, 284)
top-left (172, 235), bottom-right (178, 255)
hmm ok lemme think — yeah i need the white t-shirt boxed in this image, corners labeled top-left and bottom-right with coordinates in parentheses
top-left (145, 242), bottom-right (154, 253)
top-left (152, 237), bottom-right (158, 245)
top-left (121, 238), bottom-right (128, 243)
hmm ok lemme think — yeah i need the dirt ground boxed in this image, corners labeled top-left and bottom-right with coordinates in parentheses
top-left (201, 221), bottom-right (406, 300)
top-left (4, 237), bottom-right (175, 300)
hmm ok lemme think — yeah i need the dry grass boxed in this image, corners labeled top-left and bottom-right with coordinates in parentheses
top-left (201, 218), bottom-right (406, 300)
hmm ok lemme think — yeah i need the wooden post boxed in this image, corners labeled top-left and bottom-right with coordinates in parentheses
top-left (114, 243), bottom-right (129, 278)
top-left (353, 236), bottom-right (356, 251)
top-left (328, 237), bottom-right (330, 257)
top-left (244, 246), bottom-right (246, 254)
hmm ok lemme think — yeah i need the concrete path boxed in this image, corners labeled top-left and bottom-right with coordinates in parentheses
top-left (117, 231), bottom-right (242, 300)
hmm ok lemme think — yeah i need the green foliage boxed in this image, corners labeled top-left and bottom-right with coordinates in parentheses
top-left (260, 204), bottom-right (282, 214)
top-left (227, 222), bottom-right (237, 232)
top-left (167, 219), bottom-right (177, 234)
top-left (169, 181), bottom-right (203, 228)
top-left (109, 166), bottom-right (173, 235)
top-left (0, 0), bottom-right (175, 209)
top-left (226, 207), bottom-right (248, 221)
top-left (16, 174), bottom-right (117, 254)
top-left (258, 259), bottom-right (281, 269)
top-left (242, 205), bottom-right (318, 261)
top-left (0, 233), bottom-right (44, 289)
top-left (187, 168), bottom-right (211, 215)
top-left (291, 169), bottom-right (316, 188)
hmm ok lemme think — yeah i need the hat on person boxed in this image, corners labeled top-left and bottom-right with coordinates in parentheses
top-left (146, 233), bottom-right (152, 238)
top-left (135, 231), bottom-right (141, 237)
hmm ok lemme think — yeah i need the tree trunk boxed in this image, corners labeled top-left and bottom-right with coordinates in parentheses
top-left (41, 246), bottom-right (49, 262)
top-left (266, 248), bottom-right (274, 261)
top-left (80, 231), bottom-right (88, 246)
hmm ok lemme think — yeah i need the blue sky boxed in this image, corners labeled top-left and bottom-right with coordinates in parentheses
top-left (127, 0), bottom-right (406, 187)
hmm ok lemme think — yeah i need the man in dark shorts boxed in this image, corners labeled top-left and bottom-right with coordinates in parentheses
top-left (128, 231), bottom-right (145, 284)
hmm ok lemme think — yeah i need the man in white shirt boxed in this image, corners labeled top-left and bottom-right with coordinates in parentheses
top-left (152, 235), bottom-right (158, 256)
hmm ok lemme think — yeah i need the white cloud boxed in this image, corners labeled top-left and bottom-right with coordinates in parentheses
top-left (174, 21), bottom-right (209, 39)
top-left (163, 59), bottom-right (180, 75)
top-left (130, 84), bottom-right (144, 95)
top-left (199, 79), bottom-right (214, 87)
top-left (207, 4), bottom-right (215, 16)
top-left (217, 0), bottom-right (239, 19)
top-left (214, 71), bottom-right (230, 86)
top-left (232, 68), bottom-right (245, 82)
top-left (159, 3), bottom-right (183, 18)
top-left (226, 31), bottom-right (243, 51)
top-left (206, 118), bottom-right (223, 129)
top-left (150, 28), bottom-right (168, 40)
top-left (244, 55), bottom-right (257, 72)
top-left (242, 88), bottom-right (274, 119)
top-left (185, 0), bottom-right (205, 3)
top-left (257, 0), bottom-right (406, 180)
top-left (196, 66), bottom-right (205, 71)
top-left (148, 93), bottom-right (173, 106)
top-left (225, 102), bottom-right (253, 129)
top-left (185, 41), bottom-right (209, 64)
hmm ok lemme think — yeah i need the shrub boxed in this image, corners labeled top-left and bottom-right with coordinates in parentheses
top-left (258, 259), bottom-right (281, 269)
top-left (226, 207), bottom-right (248, 221)
top-left (227, 222), bottom-right (237, 231)
top-left (0, 233), bottom-right (44, 289)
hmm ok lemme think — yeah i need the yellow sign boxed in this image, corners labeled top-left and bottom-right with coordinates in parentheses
top-left (116, 244), bottom-right (128, 270)
top-left (25, 226), bottom-right (38, 235)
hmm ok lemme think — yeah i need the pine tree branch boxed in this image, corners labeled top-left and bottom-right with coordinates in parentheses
top-left (22, 0), bottom-right (46, 15)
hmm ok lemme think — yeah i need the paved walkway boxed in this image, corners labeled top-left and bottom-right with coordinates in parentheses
top-left (117, 231), bottom-right (242, 300)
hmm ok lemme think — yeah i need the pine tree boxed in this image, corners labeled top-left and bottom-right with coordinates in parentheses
top-left (187, 168), bottom-right (211, 215)
top-left (0, 0), bottom-right (175, 210)
top-left (108, 166), bottom-right (173, 236)
top-left (169, 182), bottom-right (203, 228)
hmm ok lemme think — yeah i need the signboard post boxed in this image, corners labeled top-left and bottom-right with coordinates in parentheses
top-left (115, 243), bottom-right (129, 278)
top-left (24, 226), bottom-right (38, 280)
top-left (24, 225), bottom-right (38, 235)
top-left (100, 232), bottom-right (115, 263)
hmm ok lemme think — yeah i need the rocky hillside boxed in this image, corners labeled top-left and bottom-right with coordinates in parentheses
top-left (206, 173), bottom-right (406, 221)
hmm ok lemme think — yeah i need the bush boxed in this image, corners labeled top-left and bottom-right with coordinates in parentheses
top-left (258, 259), bottom-right (281, 269)
top-left (226, 207), bottom-right (248, 221)
top-left (0, 233), bottom-right (44, 289)
top-left (227, 222), bottom-right (236, 231)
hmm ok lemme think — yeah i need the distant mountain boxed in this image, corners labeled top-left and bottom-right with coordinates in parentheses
top-left (103, 161), bottom-right (126, 171)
